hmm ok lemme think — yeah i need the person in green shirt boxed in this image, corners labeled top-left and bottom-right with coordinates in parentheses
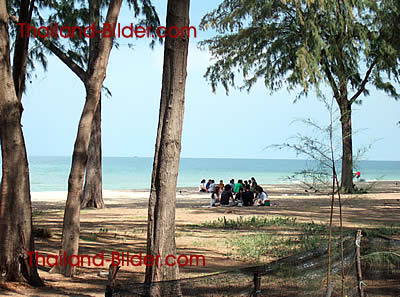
top-left (234, 179), bottom-right (244, 193)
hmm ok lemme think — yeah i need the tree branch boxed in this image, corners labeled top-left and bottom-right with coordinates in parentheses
top-left (39, 38), bottom-right (86, 82)
top-left (9, 14), bottom-right (19, 23)
top-left (322, 56), bottom-right (340, 101)
top-left (349, 58), bottom-right (377, 105)
top-left (9, 14), bottom-right (87, 82)
top-left (11, 0), bottom-right (34, 101)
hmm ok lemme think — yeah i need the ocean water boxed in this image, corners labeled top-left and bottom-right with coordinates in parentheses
top-left (1, 156), bottom-right (399, 192)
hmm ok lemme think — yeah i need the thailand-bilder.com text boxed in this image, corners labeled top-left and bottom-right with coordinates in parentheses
top-left (17, 23), bottom-right (197, 39)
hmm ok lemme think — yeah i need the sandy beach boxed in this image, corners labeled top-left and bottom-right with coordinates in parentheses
top-left (1, 180), bottom-right (399, 296)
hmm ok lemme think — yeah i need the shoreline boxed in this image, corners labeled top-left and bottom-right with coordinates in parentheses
top-left (30, 180), bottom-right (400, 201)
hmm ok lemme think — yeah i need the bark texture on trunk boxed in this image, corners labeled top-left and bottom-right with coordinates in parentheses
top-left (145, 0), bottom-right (190, 295)
top-left (0, 3), bottom-right (42, 286)
top-left (339, 100), bottom-right (354, 193)
top-left (60, 85), bottom-right (99, 277)
top-left (82, 98), bottom-right (103, 209)
top-left (82, 0), bottom-right (103, 209)
top-left (59, 0), bottom-right (122, 276)
top-left (12, 0), bottom-right (34, 101)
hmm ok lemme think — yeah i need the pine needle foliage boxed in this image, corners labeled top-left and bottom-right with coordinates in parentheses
top-left (39, 0), bottom-right (160, 69)
top-left (200, 0), bottom-right (400, 193)
top-left (7, 0), bottom-right (160, 91)
top-left (199, 0), bottom-right (400, 100)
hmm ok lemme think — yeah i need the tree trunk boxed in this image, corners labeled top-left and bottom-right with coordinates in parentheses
top-left (82, 98), bottom-right (103, 209)
top-left (60, 85), bottom-right (100, 277)
top-left (339, 100), bottom-right (354, 193)
top-left (145, 0), bottom-right (190, 296)
top-left (12, 0), bottom-right (34, 102)
top-left (0, 3), bottom-right (43, 286)
top-left (82, 0), bottom-right (104, 209)
top-left (59, 0), bottom-right (123, 277)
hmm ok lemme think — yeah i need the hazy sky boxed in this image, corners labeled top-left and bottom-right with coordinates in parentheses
top-left (20, 0), bottom-right (400, 161)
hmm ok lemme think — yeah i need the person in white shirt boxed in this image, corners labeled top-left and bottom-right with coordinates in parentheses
top-left (210, 186), bottom-right (220, 207)
top-left (208, 180), bottom-right (216, 193)
top-left (199, 179), bottom-right (207, 192)
top-left (254, 185), bottom-right (269, 206)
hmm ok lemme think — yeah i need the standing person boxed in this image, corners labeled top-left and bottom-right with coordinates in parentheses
top-left (210, 186), bottom-right (220, 207)
top-left (199, 179), bottom-right (207, 192)
top-left (242, 185), bottom-right (254, 206)
top-left (220, 184), bottom-right (234, 205)
top-left (244, 180), bottom-right (249, 188)
top-left (250, 177), bottom-right (258, 192)
top-left (254, 185), bottom-right (269, 206)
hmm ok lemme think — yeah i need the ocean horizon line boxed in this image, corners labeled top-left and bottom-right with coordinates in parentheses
top-left (3, 156), bottom-right (397, 192)
top-left (27, 155), bottom-right (400, 162)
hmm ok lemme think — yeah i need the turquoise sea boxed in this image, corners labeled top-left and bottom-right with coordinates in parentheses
top-left (1, 156), bottom-right (399, 192)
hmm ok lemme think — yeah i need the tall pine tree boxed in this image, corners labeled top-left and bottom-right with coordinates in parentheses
top-left (145, 0), bottom-right (190, 295)
top-left (200, 0), bottom-right (400, 192)
top-left (37, 0), bottom-right (160, 208)
top-left (0, 0), bottom-right (44, 285)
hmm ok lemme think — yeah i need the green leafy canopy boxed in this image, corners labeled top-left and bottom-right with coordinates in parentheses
top-left (8, 0), bottom-right (161, 86)
top-left (200, 0), bottom-right (400, 103)
top-left (39, 0), bottom-right (161, 69)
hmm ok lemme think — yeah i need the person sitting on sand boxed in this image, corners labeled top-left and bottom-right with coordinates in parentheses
top-left (199, 179), bottom-right (207, 192)
top-left (209, 180), bottom-right (216, 193)
top-left (254, 185), bottom-right (269, 206)
top-left (220, 184), bottom-right (234, 205)
top-left (210, 186), bottom-right (220, 207)
top-left (234, 179), bottom-right (244, 194)
top-left (250, 177), bottom-right (257, 192)
top-left (206, 179), bottom-right (212, 192)
top-left (229, 179), bottom-right (235, 191)
top-left (218, 180), bottom-right (225, 191)
top-left (235, 187), bottom-right (244, 206)
top-left (242, 185), bottom-right (254, 206)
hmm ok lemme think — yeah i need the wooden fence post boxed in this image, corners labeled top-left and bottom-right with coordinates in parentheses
top-left (355, 230), bottom-right (365, 297)
top-left (253, 272), bottom-right (261, 297)
top-left (105, 262), bottom-right (120, 297)
top-left (325, 281), bottom-right (334, 297)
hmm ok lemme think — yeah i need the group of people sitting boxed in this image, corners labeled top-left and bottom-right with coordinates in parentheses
top-left (200, 178), bottom-right (257, 193)
top-left (200, 177), bottom-right (270, 207)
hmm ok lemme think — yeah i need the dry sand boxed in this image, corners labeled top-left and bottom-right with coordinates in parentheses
top-left (1, 180), bottom-right (400, 296)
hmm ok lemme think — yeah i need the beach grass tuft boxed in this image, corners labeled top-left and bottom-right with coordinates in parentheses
top-left (203, 216), bottom-right (298, 229)
top-left (33, 227), bottom-right (53, 239)
top-left (225, 220), bottom-right (331, 262)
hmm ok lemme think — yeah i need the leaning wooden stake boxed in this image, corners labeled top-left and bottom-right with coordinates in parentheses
top-left (326, 171), bottom-right (335, 287)
top-left (325, 281), bottom-right (334, 297)
top-left (105, 262), bottom-right (120, 297)
top-left (253, 272), bottom-right (261, 297)
top-left (355, 230), bottom-right (365, 297)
